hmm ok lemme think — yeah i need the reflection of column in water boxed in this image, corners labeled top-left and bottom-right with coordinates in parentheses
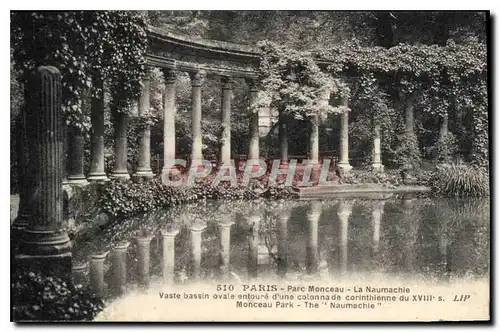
top-left (306, 201), bottom-right (322, 274)
top-left (189, 223), bottom-right (206, 281)
top-left (110, 242), bottom-right (129, 296)
top-left (246, 214), bottom-right (261, 279)
top-left (437, 217), bottom-right (449, 276)
top-left (371, 201), bottom-right (385, 255)
top-left (72, 262), bottom-right (88, 287)
top-left (337, 200), bottom-right (353, 275)
top-left (161, 229), bottom-right (179, 284)
top-left (218, 221), bottom-right (234, 278)
top-left (402, 198), bottom-right (418, 272)
top-left (136, 236), bottom-right (153, 287)
top-left (277, 207), bottom-right (291, 278)
top-left (89, 252), bottom-right (107, 299)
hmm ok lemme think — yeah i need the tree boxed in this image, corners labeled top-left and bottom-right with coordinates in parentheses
top-left (11, 11), bottom-right (149, 128)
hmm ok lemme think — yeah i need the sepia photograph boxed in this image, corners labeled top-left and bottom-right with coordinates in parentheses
top-left (9, 9), bottom-right (490, 322)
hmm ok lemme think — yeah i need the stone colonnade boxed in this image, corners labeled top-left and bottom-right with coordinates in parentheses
top-left (65, 67), bottom-right (271, 184)
top-left (64, 66), bottom-right (395, 184)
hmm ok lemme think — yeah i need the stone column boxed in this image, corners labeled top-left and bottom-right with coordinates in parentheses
top-left (161, 69), bottom-right (177, 178)
top-left (337, 200), bottom-right (353, 274)
top-left (72, 262), bottom-right (88, 286)
top-left (279, 110), bottom-right (288, 164)
top-left (220, 77), bottom-right (233, 165)
top-left (276, 206), bottom-right (291, 278)
top-left (372, 119), bottom-right (384, 171)
top-left (439, 112), bottom-right (451, 165)
top-left (89, 253), bottom-right (107, 298)
top-left (161, 228), bottom-right (179, 284)
top-left (189, 223), bottom-right (206, 280)
top-left (402, 198), bottom-right (418, 272)
top-left (371, 201), bottom-right (385, 255)
top-left (247, 79), bottom-right (260, 161)
top-left (66, 125), bottom-right (87, 184)
top-left (218, 220), bottom-right (234, 277)
top-left (110, 109), bottom-right (130, 179)
top-left (246, 214), bottom-right (260, 279)
top-left (306, 201), bottom-right (322, 274)
top-left (87, 76), bottom-right (108, 181)
top-left (134, 68), bottom-right (154, 180)
top-left (440, 113), bottom-right (449, 139)
top-left (405, 91), bottom-right (416, 137)
top-left (67, 86), bottom-right (90, 185)
top-left (16, 66), bottom-right (72, 277)
top-left (136, 236), bottom-right (152, 287)
top-left (189, 72), bottom-right (204, 167)
top-left (309, 114), bottom-right (319, 164)
top-left (338, 100), bottom-right (352, 171)
top-left (438, 220), bottom-right (449, 274)
top-left (109, 242), bottom-right (129, 296)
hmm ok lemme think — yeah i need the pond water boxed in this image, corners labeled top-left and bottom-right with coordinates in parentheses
top-left (83, 196), bottom-right (489, 321)
top-left (74, 196), bottom-right (490, 286)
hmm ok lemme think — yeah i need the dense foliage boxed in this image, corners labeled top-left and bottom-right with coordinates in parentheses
top-left (12, 271), bottom-right (103, 321)
top-left (148, 11), bottom-right (486, 50)
top-left (11, 11), bottom-right (149, 128)
top-left (251, 31), bottom-right (487, 168)
top-left (93, 175), bottom-right (293, 221)
top-left (255, 41), bottom-right (347, 120)
top-left (10, 11), bottom-right (488, 193)
top-left (319, 38), bottom-right (488, 167)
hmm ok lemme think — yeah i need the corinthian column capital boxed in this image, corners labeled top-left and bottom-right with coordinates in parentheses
top-left (189, 71), bottom-right (206, 87)
top-left (221, 76), bottom-right (234, 89)
top-left (245, 78), bottom-right (259, 92)
top-left (162, 68), bottom-right (178, 85)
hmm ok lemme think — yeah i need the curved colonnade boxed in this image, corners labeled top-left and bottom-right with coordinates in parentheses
top-left (69, 26), bottom-right (384, 186)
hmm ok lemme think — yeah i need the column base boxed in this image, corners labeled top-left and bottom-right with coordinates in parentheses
top-left (110, 171), bottom-right (130, 180)
top-left (337, 163), bottom-right (352, 172)
top-left (87, 172), bottom-right (110, 182)
top-left (18, 229), bottom-right (72, 257)
top-left (371, 163), bottom-right (385, 172)
top-left (133, 169), bottom-right (155, 181)
top-left (67, 176), bottom-right (89, 185)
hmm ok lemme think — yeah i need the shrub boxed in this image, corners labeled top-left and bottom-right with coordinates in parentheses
top-left (98, 179), bottom-right (193, 219)
top-left (12, 271), bottom-right (103, 322)
top-left (67, 184), bottom-right (103, 224)
top-left (97, 170), bottom-right (303, 221)
top-left (430, 163), bottom-right (489, 197)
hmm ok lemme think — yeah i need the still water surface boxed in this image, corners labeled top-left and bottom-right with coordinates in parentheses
top-left (74, 196), bottom-right (490, 285)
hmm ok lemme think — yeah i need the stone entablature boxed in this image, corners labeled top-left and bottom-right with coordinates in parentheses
top-left (147, 26), bottom-right (260, 78)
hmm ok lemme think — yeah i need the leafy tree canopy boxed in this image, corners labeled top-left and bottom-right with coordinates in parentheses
top-left (11, 11), bottom-right (149, 129)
